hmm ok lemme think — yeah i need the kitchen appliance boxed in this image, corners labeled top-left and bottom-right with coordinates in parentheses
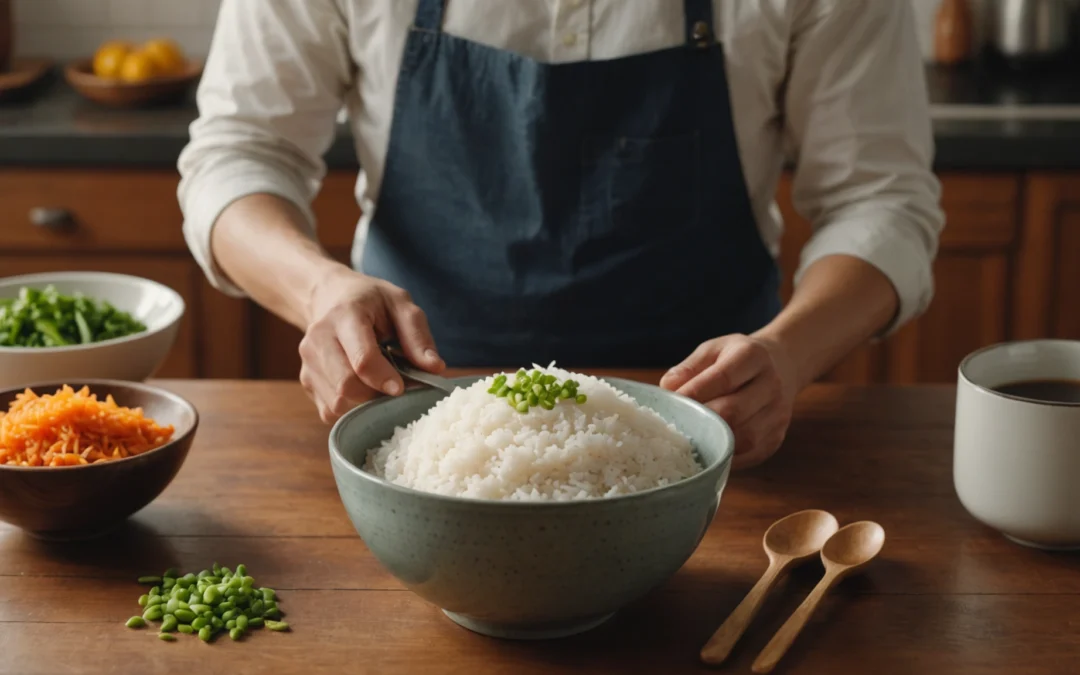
top-left (985, 0), bottom-right (1079, 62)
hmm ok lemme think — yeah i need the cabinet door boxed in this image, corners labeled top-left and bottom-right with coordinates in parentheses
top-left (1014, 174), bottom-right (1080, 340)
top-left (0, 256), bottom-right (200, 377)
top-left (883, 174), bottom-right (1017, 383)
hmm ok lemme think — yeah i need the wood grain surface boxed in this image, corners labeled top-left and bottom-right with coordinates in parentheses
top-left (2, 374), bottom-right (1078, 675)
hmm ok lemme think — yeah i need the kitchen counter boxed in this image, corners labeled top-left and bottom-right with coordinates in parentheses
top-left (2, 376), bottom-right (1077, 674)
top-left (3, 67), bottom-right (1080, 170)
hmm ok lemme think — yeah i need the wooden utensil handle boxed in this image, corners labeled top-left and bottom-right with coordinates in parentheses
top-left (751, 572), bottom-right (837, 674)
top-left (700, 561), bottom-right (785, 665)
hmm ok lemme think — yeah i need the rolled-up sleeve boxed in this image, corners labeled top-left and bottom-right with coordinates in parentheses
top-left (784, 0), bottom-right (945, 334)
top-left (178, 0), bottom-right (353, 297)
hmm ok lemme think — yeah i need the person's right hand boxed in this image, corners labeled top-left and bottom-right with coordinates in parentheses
top-left (299, 265), bottom-right (445, 423)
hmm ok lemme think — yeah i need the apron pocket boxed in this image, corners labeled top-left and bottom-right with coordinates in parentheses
top-left (578, 132), bottom-right (701, 257)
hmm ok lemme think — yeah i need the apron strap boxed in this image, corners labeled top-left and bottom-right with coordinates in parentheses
top-left (414, 0), bottom-right (446, 32)
top-left (683, 0), bottom-right (715, 47)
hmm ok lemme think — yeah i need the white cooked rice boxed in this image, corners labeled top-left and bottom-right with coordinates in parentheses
top-left (363, 365), bottom-right (702, 501)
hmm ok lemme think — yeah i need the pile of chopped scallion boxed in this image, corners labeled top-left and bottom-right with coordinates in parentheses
top-left (124, 563), bottom-right (288, 643)
top-left (488, 369), bottom-right (587, 413)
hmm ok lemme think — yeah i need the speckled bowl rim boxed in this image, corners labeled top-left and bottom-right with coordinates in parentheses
top-left (0, 271), bottom-right (186, 355)
top-left (0, 379), bottom-right (199, 472)
top-left (328, 375), bottom-right (734, 510)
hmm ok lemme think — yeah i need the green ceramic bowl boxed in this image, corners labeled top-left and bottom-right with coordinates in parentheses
top-left (329, 376), bottom-right (733, 640)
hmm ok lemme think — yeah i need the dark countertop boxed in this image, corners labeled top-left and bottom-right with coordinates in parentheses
top-left (2, 66), bottom-right (1080, 171)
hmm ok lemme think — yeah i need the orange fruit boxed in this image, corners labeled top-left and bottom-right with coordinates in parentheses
top-left (141, 39), bottom-right (186, 77)
top-left (118, 51), bottom-right (158, 83)
top-left (92, 41), bottom-right (134, 79)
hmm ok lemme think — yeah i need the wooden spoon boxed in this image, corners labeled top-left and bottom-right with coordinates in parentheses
top-left (751, 520), bottom-right (886, 674)
top-left (700, 509), bottom-right (839, 665)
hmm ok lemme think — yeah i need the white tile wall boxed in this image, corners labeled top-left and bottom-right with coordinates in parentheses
top-left (12, 0), bottom-right (974, 62)
top-left (12, 0), bottom-right (221, 59)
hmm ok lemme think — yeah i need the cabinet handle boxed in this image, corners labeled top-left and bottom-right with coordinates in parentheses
top-left (29, 208), bottom-right (75, 230)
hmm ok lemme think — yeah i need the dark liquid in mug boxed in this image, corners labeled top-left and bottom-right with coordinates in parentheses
top-left (992, 379), bottom-right (1080, 404)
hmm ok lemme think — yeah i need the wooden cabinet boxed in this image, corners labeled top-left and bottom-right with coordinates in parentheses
top-left (1013, 174), bottom-right (1080, 341)
top-left (0, 167), bottom-right (1069, 383)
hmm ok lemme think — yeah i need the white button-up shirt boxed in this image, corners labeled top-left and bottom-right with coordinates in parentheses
top-left (179, 0), bottom-right (944, 331)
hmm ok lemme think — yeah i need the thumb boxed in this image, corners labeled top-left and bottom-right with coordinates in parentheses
top-left (660, 340), bottom-right (719, 391)
top-left (389, 299), bottom-right (445, 373)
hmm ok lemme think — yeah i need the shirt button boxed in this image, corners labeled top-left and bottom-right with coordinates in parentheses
top-left (563, 32), bottom-right (578, 47)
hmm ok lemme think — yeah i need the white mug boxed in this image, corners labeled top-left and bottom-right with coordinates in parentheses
top-left (954, 340), bottom-right (1080, 550)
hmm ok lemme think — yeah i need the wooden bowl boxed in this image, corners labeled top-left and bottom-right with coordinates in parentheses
top-left (0, 57), bottom-right (54, 102)
top-left (64, 58), bottom-right (202, 108)
top-left (0, 380), bottom-right (198, 540)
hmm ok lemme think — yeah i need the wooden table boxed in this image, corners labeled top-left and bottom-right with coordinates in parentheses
top-left (2, 375), bottom-right (1078, 674)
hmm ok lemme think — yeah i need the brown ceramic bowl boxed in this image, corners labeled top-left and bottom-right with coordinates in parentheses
top-left (0, 380), bottom-right (198, 540)
top-left (64, 58), bottom-right (202, 108)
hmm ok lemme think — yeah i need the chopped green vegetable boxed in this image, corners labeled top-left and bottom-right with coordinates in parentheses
top-left (0, 285), bottom-right (146, 347)
top-left (128, 563), bottom-right (287, 645)
top-left (488, 369), bottom-right (589, 413)
top-left (158, 633), bottom-right (177, 642)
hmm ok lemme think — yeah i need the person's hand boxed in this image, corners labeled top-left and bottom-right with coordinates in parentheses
top-left (660, 334), bottom-right (799, 469)
top-left (299, 266), bottom-right (444, 423)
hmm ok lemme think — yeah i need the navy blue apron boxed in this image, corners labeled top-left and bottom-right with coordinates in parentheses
top-left (361, 0), bottom-right (780, 368)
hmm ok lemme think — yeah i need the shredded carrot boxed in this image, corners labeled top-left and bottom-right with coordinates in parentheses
top-left (0, 385), bottom-right (174, 467)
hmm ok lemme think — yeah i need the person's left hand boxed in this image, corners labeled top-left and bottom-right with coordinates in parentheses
top-left (660, 334), bottom-right (800, 469)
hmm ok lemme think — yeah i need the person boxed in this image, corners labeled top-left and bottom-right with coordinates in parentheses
top-left (179, 0), bottom-right (944, 468)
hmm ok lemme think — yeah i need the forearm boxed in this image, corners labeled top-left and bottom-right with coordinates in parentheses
top-left (210, 193), bottom-right (351, 330)
top-left (755, 254), bottom-right (898, 390)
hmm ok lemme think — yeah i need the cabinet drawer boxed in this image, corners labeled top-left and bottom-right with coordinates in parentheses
top-left (0, 170), bottom-right (187, 252)
top-left (0, 255), bottom-right (199, 378)
top-left (0, 169), bottom-right (363, 253)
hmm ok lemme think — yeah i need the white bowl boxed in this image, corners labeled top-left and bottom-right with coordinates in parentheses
top-left (0, 272), bottom-right (185, 389)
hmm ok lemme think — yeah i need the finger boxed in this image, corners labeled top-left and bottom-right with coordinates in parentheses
top-left (389, 296), bottom-right (445, 372)
top-left (303, 359), bottom-right (345, 425)
top-left (704, 375), bottom-right (775, 429)
top-left (309, 342), bottom-right (377, 422)
top-left (299, 364), bottom-right (323, 417)
top-left (660, 340), bottom-right (720, 391)
top-left (678, 341), bottom-right (767, 402)
top-left (336, 314), bottom-right (404, 395)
